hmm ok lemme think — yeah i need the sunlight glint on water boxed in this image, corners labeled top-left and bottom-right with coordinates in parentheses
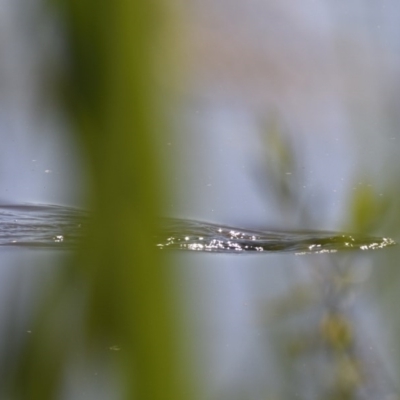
top-left (0, 204), bottom-right (395, 253)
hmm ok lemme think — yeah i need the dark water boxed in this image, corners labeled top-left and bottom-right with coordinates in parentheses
top-left (0, 204), bottom-right (86, 248)
top-left (0, 204), bottom-right (395, 254)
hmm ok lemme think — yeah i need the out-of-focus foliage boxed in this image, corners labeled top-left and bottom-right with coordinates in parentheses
top-left (6, 1), bottom-right (191, 400)
top-left (254, 118), bottom-right (399, 400)
top-left (346, 183), bottom-right (392, 233)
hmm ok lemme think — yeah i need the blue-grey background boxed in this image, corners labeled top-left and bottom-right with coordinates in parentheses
top-left (1, 0), bottom-right (400, 398)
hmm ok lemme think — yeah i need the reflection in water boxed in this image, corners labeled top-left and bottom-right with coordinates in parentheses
top-left (0, 204), bottom-right (395, 253)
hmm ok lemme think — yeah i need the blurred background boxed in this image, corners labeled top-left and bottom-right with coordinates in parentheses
top-left (0, 0), bottom-right (400, 399)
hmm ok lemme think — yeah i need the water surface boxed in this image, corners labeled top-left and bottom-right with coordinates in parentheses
top-left (0, 204), bottom-right (395, 254)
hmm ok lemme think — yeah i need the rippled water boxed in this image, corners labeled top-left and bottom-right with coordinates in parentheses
top-left (0, 204), bottom-right (395, 254)
top-left (0, 204), bottom-right (86, 248)
top-left (156, 218), bottom-right (396, 254)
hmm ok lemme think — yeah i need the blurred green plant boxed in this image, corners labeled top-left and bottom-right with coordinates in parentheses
top-left (6, 1), bottom-right (191, 399)
top-left (255, 119), bottom-right (399, 400)
top-left (346, 182), bottom-right (392, 233)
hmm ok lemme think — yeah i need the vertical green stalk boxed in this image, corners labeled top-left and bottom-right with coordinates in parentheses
top-left (68, 1), bottom-right (187, 399)
top-left (12, 1), bottom-right (188, 399)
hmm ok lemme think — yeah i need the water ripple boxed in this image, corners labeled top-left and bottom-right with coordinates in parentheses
top-left (0, 204), bottom-right (86, 248)
top-left (155, 218), bottom-right (396, 255)
top-left (0, 205), bottom-right (395, 254)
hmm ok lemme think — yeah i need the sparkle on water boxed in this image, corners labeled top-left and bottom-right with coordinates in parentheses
top-left (155, 218), bottom-right (396, 255)
top-left (0, 204), bottom-right (395, 254)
